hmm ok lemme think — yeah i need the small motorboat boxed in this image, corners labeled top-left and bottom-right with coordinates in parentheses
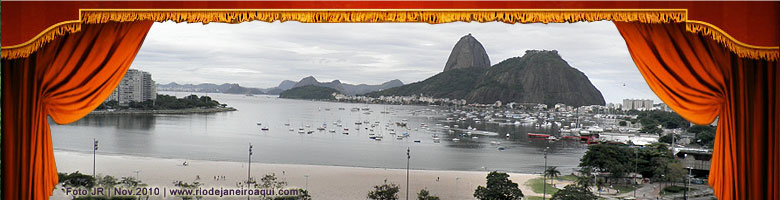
top-left (261, 127), bottom-right (269, 131)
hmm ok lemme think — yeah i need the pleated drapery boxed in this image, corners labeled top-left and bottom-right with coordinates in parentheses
top-left (614, 21), bottom-right (779, 200)
top-left (1, 21), bottom-right (153, 200)
top-left (0, 14), bottom-right (777, 200)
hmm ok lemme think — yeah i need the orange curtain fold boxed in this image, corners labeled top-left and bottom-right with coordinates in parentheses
top-left (613, 21), bottom-right (779, 200)
top-left (1, 21), bottom-right (153, 199)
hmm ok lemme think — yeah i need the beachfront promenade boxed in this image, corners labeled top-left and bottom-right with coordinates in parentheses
top-left (51, 151), bottom-right (540, 199)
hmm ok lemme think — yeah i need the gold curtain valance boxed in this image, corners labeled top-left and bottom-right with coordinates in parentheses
top-left (2, 9), bottom-right (777, 60)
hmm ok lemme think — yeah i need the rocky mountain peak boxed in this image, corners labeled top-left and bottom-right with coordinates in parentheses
top-left (443, 34), bottom-right (491, 72)
top-left (294, 76), bottom-right (319, 88)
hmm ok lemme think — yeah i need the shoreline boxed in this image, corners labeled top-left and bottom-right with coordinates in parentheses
top-left (88, 107), bottom-right (237, 115)
top-left (52, 150), bottom-right (541, 199)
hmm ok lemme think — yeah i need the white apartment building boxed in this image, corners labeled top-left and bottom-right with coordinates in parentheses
top-left (105, 69), bottom-right (156, 104)
top-left (622, 99), bottom-right (653, 111)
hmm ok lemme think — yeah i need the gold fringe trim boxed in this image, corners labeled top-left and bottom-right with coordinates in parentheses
top-left (78, 10), bottom-right (687, 24)
top-left (2, 9), bottom-right (778, 61)
top-left (686, 21), bottom-right (778, 61)
top-left (2, 21), bottom-right (81, 59)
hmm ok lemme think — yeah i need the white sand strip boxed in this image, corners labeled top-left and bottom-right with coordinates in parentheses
top-left (51, 150), bottom-right (540, 199)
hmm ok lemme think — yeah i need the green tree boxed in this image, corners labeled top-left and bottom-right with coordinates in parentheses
top-left (152, 94), bottom-right (222, 110)
top-left (119, 176), bottom-right (143, 188)
top-left (640, 124), bottom-right (663, 135)
top-left (58, 171), bottom-right (96, 189)
top-left (544, 166), bottom-right (561, 187)
top-left (367, 182), bottom-right (400, 200)
top-left (172, 181), bottom-right (202, 200)
top-left (688, 125), bottom-right (716, 148)
top-left (579, 144), bottom-right (632, 182)
top-left (636, 143), bottom-right (676, 181)
top-left (473, 171), bottom-right (524, 200)
top-left (658, 133), bottom-right (681, 145)
top-left (636, 110), bottom-right (690, 130)
top-left (417, 189), bottom-right (440, 200)
top-left (272, 189), bottom-right (312, 200)
top-left (575, 167), bottom-right (594, 189)
top-left (550, 185), bottom-right (597, 200)
top-left (97, 175), bottom-right (118, 189)
top-left (618, 121), bottom-right (627, 126)
top-left (257, 173), bottom-right (287, 190)
top-left (663, 162), bottom-right (687, 186)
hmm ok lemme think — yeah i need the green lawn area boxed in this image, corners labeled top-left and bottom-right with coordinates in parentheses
top-left (660, 185), bottom-right (697, 195)
top-left (526, 177), bottom-right (559, 195)
top-left (612, 184), bottom-right (638, 194)
top-left (525, 196), bottom-right (545, 200)
top-left (558, 175), bottom-right (578, 181)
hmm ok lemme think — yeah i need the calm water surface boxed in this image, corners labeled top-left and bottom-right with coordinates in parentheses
top-left (51, 92), bottom-right (586, 174)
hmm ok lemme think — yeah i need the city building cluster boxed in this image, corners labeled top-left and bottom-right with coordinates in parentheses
top-left (333, 94), bottom-right (467, 106)
top-left (621, 99), bottom-right (654, 111)
top-left (105, 69), bottom-right (157, 105)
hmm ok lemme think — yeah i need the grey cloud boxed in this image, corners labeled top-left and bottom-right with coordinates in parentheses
top-left (132, 21), bottom-right (662, 103)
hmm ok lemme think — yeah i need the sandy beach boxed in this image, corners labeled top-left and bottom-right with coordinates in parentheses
top-left (51, 150), bottom-right (540, 199)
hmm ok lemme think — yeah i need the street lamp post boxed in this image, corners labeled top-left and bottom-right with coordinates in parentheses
top-left (634, 147), bottom-right (638, 199)
top-left (685, 153), bottom-right (693, 200)
top-left (248, 143), bottom-right (253, 200)
top-left (93, 138), bottom-right (98, 178)
top-left (134, 170), bottom-right (140, 180)
top-left (455, 177), bottom-right (460, 194)
top-left (543, 147), bottom-right (549, 200)
top-left (304, 175), bottom-right (309, 191)
top-left (248, 143), bottom-right (253, 186)
top-left (406, 147), bottom-right (410, 200)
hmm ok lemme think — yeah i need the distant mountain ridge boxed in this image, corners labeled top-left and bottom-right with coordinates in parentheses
top-left (279, 85), bottom-right (340, 100)
top-left (291, 76), bottom-right (404, 95)
top-left (157, 82), bottom-right (265, 95)
top-left (158, 77), bottom-right (403, 96)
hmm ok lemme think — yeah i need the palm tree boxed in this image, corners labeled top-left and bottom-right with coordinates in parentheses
top-left (545, 166), bottom-right (561, 187)
top-left (576, 167), bottom-right (594, 190)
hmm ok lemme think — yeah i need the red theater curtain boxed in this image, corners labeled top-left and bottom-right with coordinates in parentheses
top-left (613, 21), bottom-right (779, 200)
top-left (1, 21), bottom-right (153, 199)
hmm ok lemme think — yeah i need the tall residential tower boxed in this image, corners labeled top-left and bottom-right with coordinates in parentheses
top-left (105, 69), bottom-right (156, 105)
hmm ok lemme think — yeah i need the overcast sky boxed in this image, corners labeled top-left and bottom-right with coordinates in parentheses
top-left (132, 21), bottom-right (662, 104)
